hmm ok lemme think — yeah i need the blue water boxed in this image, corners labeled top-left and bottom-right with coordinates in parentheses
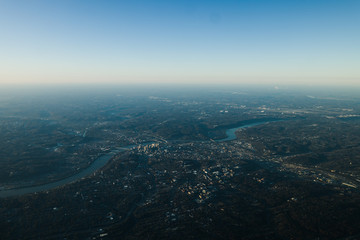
top-left (216, 120), bottom-right (279, 142)
top-left (0, 145), bottom-right (138, 198)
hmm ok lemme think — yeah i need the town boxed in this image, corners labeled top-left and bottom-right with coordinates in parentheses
top-left (1, 87), bottom-right (360, 239)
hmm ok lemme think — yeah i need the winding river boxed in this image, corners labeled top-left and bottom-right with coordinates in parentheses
top-left (216, 120), bottom-right (280, 142)
top-left (0, 145), bottom-right (137, 198)
top-left (0, 119), bottom-right (281, 198)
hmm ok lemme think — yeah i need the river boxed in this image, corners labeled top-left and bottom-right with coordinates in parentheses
top-left (0, 145), bottom-right (138, 198)
top-left (216, 120), bottom-right (280, 142)
top-left (0, 119), bottom-right (281, 198)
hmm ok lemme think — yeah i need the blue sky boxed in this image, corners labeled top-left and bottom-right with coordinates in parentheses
top-left (1, 0), bottom-right (360, 86)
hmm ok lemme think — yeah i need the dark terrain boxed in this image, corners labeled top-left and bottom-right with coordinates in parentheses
top-left (1, 85), bottom-right (360, 239)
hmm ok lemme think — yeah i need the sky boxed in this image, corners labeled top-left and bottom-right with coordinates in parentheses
top-left (1, 0), bottom-right (360, 86)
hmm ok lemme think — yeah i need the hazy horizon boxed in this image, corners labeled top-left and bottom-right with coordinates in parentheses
top-left (1, 1), bottom-right (360, 86)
